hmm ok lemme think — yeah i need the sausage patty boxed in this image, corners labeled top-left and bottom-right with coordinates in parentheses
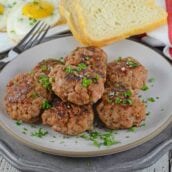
top-left (49, 47), bottom-right (107, 105)
top-left (97, 83), bottom-right (146, 129)
top-left (4, 73), bottom-right (52, 123)
top-left (32, 58), bottom-right (64, 79)
top-left (42, 98), bottom-right (94, 135)
top-left (106, 57), bottom-right (148, 90)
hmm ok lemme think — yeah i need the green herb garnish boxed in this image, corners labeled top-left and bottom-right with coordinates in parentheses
top-left (148, 78), bottom-right (155, 83)
top-left (41, 65), bottom-right (48, 72)
top-left (115, 57), bottom-right (122, 62)
top-left (82, 77), bottom-right (92, 88)
top-left (115, 97), bottom-right (122, 104)
top-left (122, 98), bottom-right (132, 105)
top-left (80, 131), bottom-right (119, 148)
top-left (31, 128), bottom-right (48, 138)
top-left (128, 126), bottom-right (137, 132)
top-left (147, 97), bottom-right (155, 103)
top-left (16, 120), bottom-right (22, 126)
top-left (92, 74), bottom-right (99, 83)
top-left (141, 84), bottom-right (149, 91)
top-left (126, 59), bottom-right (139, 68)
top-left (23, 128), bottom-right (28, 131)
top-left (77, 63), bottom-right (87, 72)
top-left (38, 75), bottom-right (51, 90)
top-left (123, 90), bottom-right (132, 97)
top-left (65, 65), bottom-right (75, 73)
top-left (41, 100), bottom-right (52, 110)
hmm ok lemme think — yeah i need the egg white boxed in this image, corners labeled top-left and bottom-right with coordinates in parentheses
top-left (7, 0), bottom-right (61, 42)
top-left (0, 0), bottom-right (26, 32)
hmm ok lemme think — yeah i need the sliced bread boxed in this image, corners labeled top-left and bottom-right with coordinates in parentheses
top-left (59, 0), bottom-right (89, 44)
top-left (73, 0), bottom-right (167, 46)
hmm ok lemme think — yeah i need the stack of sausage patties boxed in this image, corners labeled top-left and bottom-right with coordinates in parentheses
top-left (5, 47), bottom-right (148, 135)
top-left (97, 57), bottom-right (148, 129)
top-left (41, 47), bottom-right (107, 135)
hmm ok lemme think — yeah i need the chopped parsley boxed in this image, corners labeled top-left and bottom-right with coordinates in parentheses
top-left (123, 90), bottom-right (132, 97)
top-left (115, 57), bottom-right (122, 62)
top-left (108, 89), bottom-right (133, 105)
top-left (23, 128), bottom-right (28, 131)
top-left (141, 84), bottom-right (149, 91)
top-left (16, 120), bottom-right (22, 126)
top-left (31, 128), bottom-right (48, 138)
top-left (147, 97), bottom-right (155, 103)
top-left (115, 97), bottom-right (122, 104)
top-left (122, 98), bottom-right (132, 105)
top-left (77, 63), bottom-right (87, 72)
top-left (126, 59), bottom-right (139, 68)
top-left (38, 75), bottom-right (51, 90)
top-left (128, 126), bottom-right (137, 132)
top-left (148, 78), bottom-right (155, 83)
top-left (65, 63), bottom-right (87, 74)
top-left (29, 17), bottom-right (37, 26)
top-left (81, 131), bottom-right (120, 148)
top-left (41, 65), bottom-right (48, 72)
top-left (92, 74), bottom-right (99, 83)
top-left (65, 65), bottom-right (75, 73)
top-left (41, 100), bottom-right (52, 110)
top-left (82, 77), bottom-right (92, 88)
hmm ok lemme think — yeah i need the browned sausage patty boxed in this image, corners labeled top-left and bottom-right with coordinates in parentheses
top-left (4, 73), bottom-right (52, 123)
top-left (49, 47), bottom-right (107, 105)
top-left (42, 98), bottom-right (94, 135)
top-left (97, 83), bottom-right (146, 129)
top-left (106, 57), bottom-right (148, 90)
top-left (32, 58), bottom-right (64, 79)
top-left (65, 47), bottom-right (107, 80)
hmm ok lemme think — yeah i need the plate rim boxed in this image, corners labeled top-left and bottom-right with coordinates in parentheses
top-left (0, 37), bottom-right (172, 157)
top-left (1, 116), bottom-right (172, 157)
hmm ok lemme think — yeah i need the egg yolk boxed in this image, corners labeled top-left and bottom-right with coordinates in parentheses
top-left (0, 3), bottom-right (4, 15)
top-left (22, 0), bottom-right (54, 19)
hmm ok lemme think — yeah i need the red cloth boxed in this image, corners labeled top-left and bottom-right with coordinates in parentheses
top-left (166, 0), bottom-right (172, 56)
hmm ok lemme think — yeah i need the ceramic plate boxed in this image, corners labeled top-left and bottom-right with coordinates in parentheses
top-left (0, 25), bottom-right (69, 53)
top-left (0, 37), bottom-right (172, 157)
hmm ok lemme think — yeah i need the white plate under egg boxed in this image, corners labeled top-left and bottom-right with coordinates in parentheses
top-left (0, 25), bottom-right (69, 53)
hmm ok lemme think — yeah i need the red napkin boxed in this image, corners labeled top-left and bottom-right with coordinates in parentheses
top-left (142, 0), bottom-right (172, 60)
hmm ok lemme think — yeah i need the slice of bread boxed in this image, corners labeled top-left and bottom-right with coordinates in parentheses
top-left (73, 0), bottom-right (167, 47)
top-left (59, 0), bottom-right (89, 44)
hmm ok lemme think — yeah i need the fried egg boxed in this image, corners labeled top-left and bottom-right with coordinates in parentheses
top-left (0, 0), bottom-right (25, 32)
top-left (7, 0), bottom-right (61, 42)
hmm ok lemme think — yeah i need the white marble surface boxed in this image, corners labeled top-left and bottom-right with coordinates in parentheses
top-left (0, 153), bottom-right (169, 172)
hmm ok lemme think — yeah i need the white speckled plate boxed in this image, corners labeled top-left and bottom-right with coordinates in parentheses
top-left (0, 37), bottom-right (172, 157)
top-left (0, 25), bottom-right (69, 53)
